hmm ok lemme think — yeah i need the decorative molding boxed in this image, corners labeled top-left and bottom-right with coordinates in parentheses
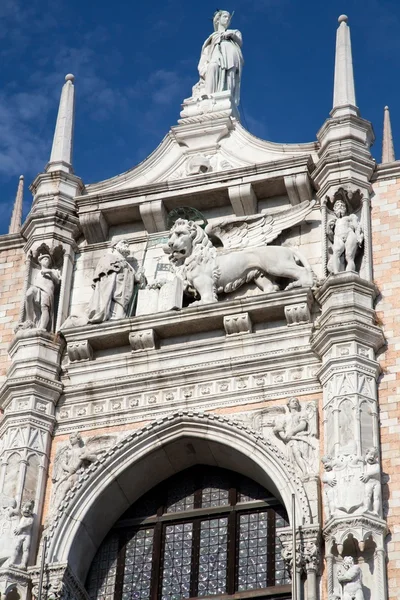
top-left (129, 329), bottom-right (158, 352)
top-left (67, 340), bottom-right (93, 363)
top-left (223, 313), bottom-right (252, 335)
top-left (285, 302), bottom-right (311, 326)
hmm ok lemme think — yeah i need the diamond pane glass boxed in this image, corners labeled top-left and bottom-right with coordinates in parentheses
top-left (161, 522), bottom-right (193, 600)
top-left (198, 518), bottom-right (228, 596)
top-left (237, 512), bottom-right (269, 591)
top-left (237, 480), bottom-right (268, 503)
top-left (275, 514), bottom-right (291, 585)
top-left (201, 474), bottom-right (230, 508)
top-left (166, 481), bottom-right (196, 513)
top-left (122, 528), bottom-right (154, 600)
top-left (86, 533), bottom-right (119, 600)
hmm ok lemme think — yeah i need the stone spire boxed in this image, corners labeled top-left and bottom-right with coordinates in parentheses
top-left (8, 175), bottom-right (24, 234)
top-left (332, 15), bottom-right (358, 118)
top-left (382, 105), bottom-right (395, 164)
top-left (46, 74), bottom-right (75, 173)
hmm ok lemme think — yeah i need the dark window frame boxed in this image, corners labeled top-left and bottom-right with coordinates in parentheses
top-left (87, 466), bottom-right (291, 600)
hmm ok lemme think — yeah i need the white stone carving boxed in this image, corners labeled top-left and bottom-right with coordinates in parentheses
top-left (67, 340), bottom-right (93, 362)
top-left (136, 278), bottom-right (183, 316)
top-left (335, 556), bottom-right (365, 600)
top-left (50, 433), bottom-right (101, 513)
top-left (129, 329), bottom-right (158, 352)
top-left (22, 252), bottom-right (61, 331)
top-left (360, 447), bottom-right (381, 515)
top-left (88, 240), bottom-right (145, 323)
top-left (223, 313), bottom-right (252, 335)
top-left (254, 398), bottom-right (318, 477)
top-left (285, 302), bottom-right (311, 326)
top-left (5, 501), bottom-right (34, 569)
top-left (195, 10), bottom-right (243, 107)
top-left (321, 445), bottom-right (382, 519)
top-left (0, 498), bottom-right (34, 569)
top-left (326, 189), bottom-right (364, 274)
top-left (164, 212), bottom-right (314, 305)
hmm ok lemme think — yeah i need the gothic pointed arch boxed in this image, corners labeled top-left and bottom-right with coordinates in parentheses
top-left (46, 412), bottom-right (313, 582)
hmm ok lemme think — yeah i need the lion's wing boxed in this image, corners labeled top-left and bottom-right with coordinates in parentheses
top-left (205, 200), bottom-right (315, 250)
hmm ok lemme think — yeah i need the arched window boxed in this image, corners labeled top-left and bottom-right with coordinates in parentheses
top-left (86, 466), bottom-right (291, 600)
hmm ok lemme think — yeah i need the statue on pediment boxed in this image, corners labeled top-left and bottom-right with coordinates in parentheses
top-left (195, 10), bottom-right (244, 106)
top-left (164, 201), bottom-right (315, 305)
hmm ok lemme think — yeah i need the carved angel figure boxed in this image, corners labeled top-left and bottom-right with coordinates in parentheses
top-left (254, 398), bottom-right (318, 477)
top-left (49, 433), bottom-right (118, 522)
top-left (164, 201), bottom-right (315, 305)
top-left (51, 433), bottom-right (100, 511)
top-left (272, 398), bottom-right (317, 476)
top-left (326, 193), bottom-right (363, 274)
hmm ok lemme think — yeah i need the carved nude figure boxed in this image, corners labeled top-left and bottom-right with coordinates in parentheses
top-left (197, 10), bottom-right (244, 106)
top-left (88, 240), bottom-right (145, 323)
top-left (6, 500), bottom-right (34, 569)
top-left (360, 447), bottom-right (381, 515)
top-left (327, 197), bottom-right (363, 274)
top-left (321, 455), bottom-right (337, 519)
top-left (24, 253), bottom-right (61, 330)
top-left (336, 556), bottom-right (365, 600)
top-left (273, 398), bottom-right (316, 476)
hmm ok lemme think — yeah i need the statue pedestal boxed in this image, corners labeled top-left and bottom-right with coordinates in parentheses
top-left (173, 91), bottom-right (238, 152)
top-left (179, 90), bottom-right (239, 123)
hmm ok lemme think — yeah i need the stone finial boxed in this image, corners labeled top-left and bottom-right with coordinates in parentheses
top-left (46, 74), bottom-right (76, 174)
top-left (332, 15), bottom-right (358, 118)
top-left (382, 105), bottom-right (396, 164)
top-left (8, 175), bottom-right (24, 234)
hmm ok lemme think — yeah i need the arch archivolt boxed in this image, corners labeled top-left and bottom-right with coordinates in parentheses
top-left (46, 411), bottom-right (315, 581)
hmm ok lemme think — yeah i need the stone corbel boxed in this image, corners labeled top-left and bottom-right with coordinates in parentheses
top-left (129, 329), bottom-right (158, 352)
top-left (284, 173), bottom-right (313, 206)
top-left (284, 302), bottom-right (311, 326)
top-left (223, 313), bottom-right (252, 335)
top-left (228, 183), bottom-right (257, 216)
top-left (79, 211), bottom-right (108, 245)
top-left (139, 200), bottom-right (168, 234)
top-left (67, 340), bottom-right (93, 363)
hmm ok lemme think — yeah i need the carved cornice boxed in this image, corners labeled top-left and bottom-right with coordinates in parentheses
top-left (0, 232), bottom-right (25, 251)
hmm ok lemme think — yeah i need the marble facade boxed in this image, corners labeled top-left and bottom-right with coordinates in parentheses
top-left (0, 12), bottom-right (399, 600)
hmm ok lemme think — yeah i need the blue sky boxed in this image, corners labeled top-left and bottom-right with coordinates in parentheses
top-left (0, 0), bottom-right (399, 234)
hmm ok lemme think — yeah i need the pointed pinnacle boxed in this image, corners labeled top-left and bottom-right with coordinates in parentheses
top-left (46, 74), bottom-right (76, 174)
top-left (332, 14), bottom-right (358, 118)
top-left (382, 105), bottom-right (395, 164)
top-left (8, 175), bottom-right (24, 234)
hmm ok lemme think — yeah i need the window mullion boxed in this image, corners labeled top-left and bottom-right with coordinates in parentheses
top-left (150, 522), bottom-right (163, 600)
top-left (114, 532), bottom-right (127, 600)
top-left (190, 518), bottom-right (201, 597)
top-left (267, 509), bottom-right (276, 587)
